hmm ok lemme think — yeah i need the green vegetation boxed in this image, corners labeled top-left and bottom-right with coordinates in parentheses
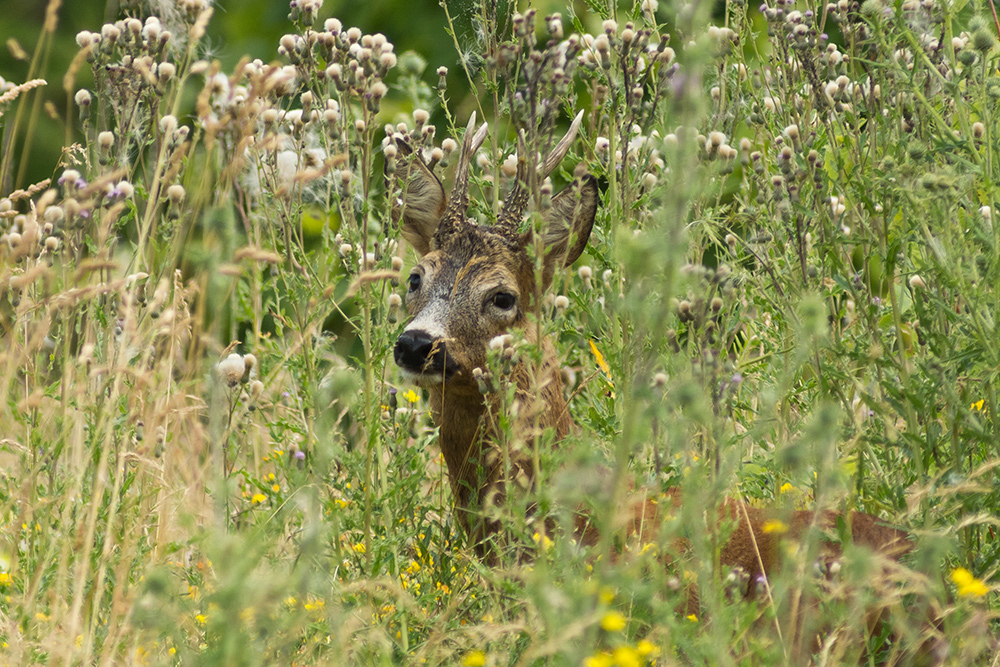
top-left (0, 0), bottom-right (998, 664)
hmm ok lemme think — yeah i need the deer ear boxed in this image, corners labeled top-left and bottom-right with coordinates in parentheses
top-left (521, 175), bottom-right (599, 289)
top-left (391, 152), bottom-right (446, 256)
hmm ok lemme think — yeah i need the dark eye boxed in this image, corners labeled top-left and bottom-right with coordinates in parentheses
top-left (407, 272), bottom-right (421, 292)
top-left (491, 292), bottom-right (516, 310)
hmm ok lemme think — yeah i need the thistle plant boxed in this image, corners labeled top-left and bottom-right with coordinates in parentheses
top-left (0, 0), bottom-right (998, 664)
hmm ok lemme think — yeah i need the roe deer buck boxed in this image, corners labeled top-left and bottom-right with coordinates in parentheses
top-left (389, 113), bottom-right (927, 654)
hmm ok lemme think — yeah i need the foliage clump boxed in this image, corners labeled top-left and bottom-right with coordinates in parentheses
top-left (0, 0), bottom-right (998, 664)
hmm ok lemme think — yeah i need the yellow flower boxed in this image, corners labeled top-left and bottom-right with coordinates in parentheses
top-left (951, 567), bottom-right (990, 598)
top-left (0, 572), bottom-right (10, 585)
top-left (271, 484), bottom-right (280, 493)
top-left (598, 586), bottom-right (615, 604)
top-left (589, 340), bottom-right (610, 373)
top-left (532, 531), bottom-right (554, 550)
top-left (352, 542), bottom-right (366, 554)
top-left (600, 610), bottom-right (627, 632)
top-left (613, 646), bottom-right (641, 667)
top-left (251, 493), bottom-right (266, 504)
top-left (588, 340), bottom-right (615, 389)
top-left (403, 389), bottom-right (420, 404)
top-left (462, 650), bottom-right (486, 666)
top-left (195, 614), bottom-right (207, 625)
top-left (334, 498), bottom-right (348, 509)
top-left (971, 399), bottom-right (985, 412)
top-left (762, 519), bottom-right (788, 534)
top-left (779, 483), bottom-right (794, 494)
top-left (636, 639), bottom-right (660, 657)
top-left (686, 613), bottom-right (698, 622)
top-left (584, 652), bottom-right (614, 667)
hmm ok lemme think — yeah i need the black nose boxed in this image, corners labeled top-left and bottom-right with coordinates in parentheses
top-left (394, 330), bottom-right (447, 374)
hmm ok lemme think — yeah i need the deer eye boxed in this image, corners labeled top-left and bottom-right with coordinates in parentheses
top-left (407, 272), bottom-right (422, 292)
top-left (491, 292), bottom-right (517, 311)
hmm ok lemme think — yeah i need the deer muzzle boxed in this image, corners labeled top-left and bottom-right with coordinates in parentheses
top-left (394, 329), bottom-right (460, 379)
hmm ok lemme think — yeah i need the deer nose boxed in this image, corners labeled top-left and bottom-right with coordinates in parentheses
top-left (394, 330), bottom-right (446, 373)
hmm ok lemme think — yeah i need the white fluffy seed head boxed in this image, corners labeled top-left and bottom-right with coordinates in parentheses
top-left (501, 154), bottom-right (518, 177)
top-left (217, 353), bottom-right (245, 387)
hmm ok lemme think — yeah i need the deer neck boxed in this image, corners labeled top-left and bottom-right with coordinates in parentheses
top-left (428, 343), bottom-right (571, 516)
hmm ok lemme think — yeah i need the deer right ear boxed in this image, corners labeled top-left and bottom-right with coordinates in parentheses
top-left (391, 153), bottom-right (446, 257)
top-left (522, 175), bottom-right (599, 289)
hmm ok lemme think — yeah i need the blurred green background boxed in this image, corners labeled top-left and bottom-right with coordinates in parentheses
top-left (0, 0), bottom-right (516, 190)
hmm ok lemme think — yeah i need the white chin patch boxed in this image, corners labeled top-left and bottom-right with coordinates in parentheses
top-left (398, 368), bottom-right (443, 386)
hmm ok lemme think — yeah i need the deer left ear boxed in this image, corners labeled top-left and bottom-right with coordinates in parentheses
top-left (521, 175), bottom-right (599, 289)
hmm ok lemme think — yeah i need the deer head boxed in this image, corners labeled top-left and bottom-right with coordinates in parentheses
top-left (392, 112), bottom-right (597, 392)
top-left (389, 113), bottom-right (598, 540)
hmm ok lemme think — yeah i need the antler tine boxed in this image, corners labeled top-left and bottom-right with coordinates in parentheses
top-left (432, 113), bottom-right (489, 247)
top-left (495, 131), bottom-right (531, 235)
top-left (539, 110), bottom-right (584, 178)
top-left (448, 112), bottom-right (489, 213)
top-left (495, 111), bottom-right (585, 235)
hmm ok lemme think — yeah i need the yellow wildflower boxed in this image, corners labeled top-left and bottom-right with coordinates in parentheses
top-left (462, 650), bottom-right (486, 666)
top-left (951, 567), bottom-right (990, 598)
top-left (271, 484), bottom-right (280, 493)
top-left (589, 340), bottom-right (610, 375)
top-left (779, 483), bottom-right (794, 494)
top-left (598, 587), bottom-right (615, 604)
top-left (251, 493), bottom-right (266, 504)
top-left (600, 610), bottom-right (627, 632)
top-left (195, 614), bottom-right (207, 625)
top-left (762, 519), bottom-right (788, 534)
top-left (589, 340), bottom-right (615, 391)
top-left (352, 542), bottom-right (366, 554)
top-left (637, 639), bottom-right (660, 657)
top-left (971, 399), bottom-right (985, 412)
top-left (532, 531), bottom-right (554, 550)
top-left (0, 573), bottom-right (10, 585)
top-left (584, 652), bottom-right (614, 667)
top-left (612, 646), bottom-right (640, 667)
top-left (686, 613), bottom-right (698, 622)
top-left (403, 389), bottom-right (420, 403)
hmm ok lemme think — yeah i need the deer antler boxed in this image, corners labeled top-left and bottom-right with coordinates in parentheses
top-left (495, 110), bottom-right (585, 236)
top-left (434, 113), bottom-right (489, 246)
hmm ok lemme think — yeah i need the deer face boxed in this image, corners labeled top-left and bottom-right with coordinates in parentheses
top-left (391, 114), bottom-right (598, 391)
top-left (394, 228), bottom-right (529, 390)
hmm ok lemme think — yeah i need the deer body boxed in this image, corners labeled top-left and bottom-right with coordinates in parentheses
top-left (390, 113), bottom-right (911, 594)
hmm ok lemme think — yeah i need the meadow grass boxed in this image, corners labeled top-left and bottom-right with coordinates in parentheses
top-left (0, 0), bottom-right (998, 664)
